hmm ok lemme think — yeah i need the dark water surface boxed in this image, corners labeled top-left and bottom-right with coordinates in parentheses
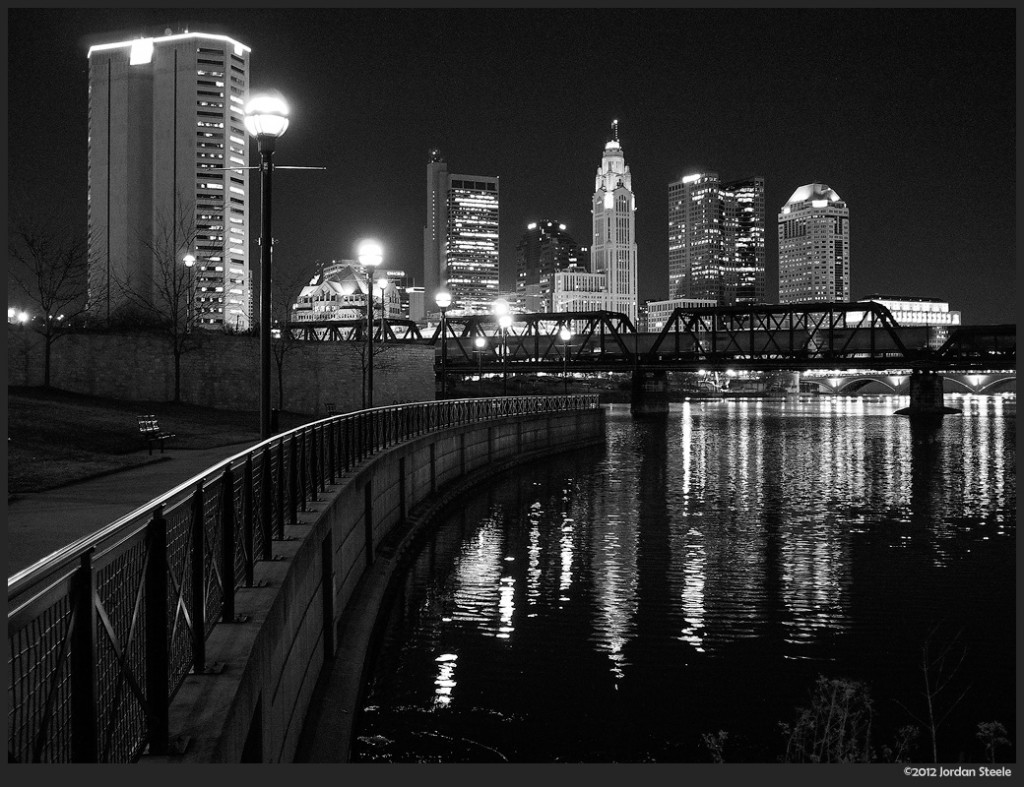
top-left (352, 396), bottom-right (1015, 763)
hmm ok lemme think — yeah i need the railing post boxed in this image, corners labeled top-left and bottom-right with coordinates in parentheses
top-left (298, 430), bottom-right (309, 512)
top-left (70, 549), bottom-right (98, 762)
top-left (289, 435), bottom-right (299, 526)
top-left (342, 418), bottom-right (351, 473)
top-left (144, 506), bottom-right (170, 755)
top-left (310, 425), bottom-right (321, 498)
top-left (189, 482), bottom-right (206, 672)
top-left (260, 447), bottom-right (273, 561)
top-left (275, 440), bottom-right (286, 540)
top-left (242, 455), bottom-right (255, 587)
top-left (327, 421), bottom-right (336, 484)
top-left (220, 465), bottom-right (236, 622)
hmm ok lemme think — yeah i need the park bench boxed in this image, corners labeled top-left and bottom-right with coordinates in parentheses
top-left (138, 415), bottom-right (175, 455)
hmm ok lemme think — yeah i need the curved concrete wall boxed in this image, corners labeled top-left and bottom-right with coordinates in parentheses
top-left (150, 406), bottom-right (605, 763)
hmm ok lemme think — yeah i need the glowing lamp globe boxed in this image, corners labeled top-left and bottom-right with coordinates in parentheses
top-left (357, 240), bottom-right (383, 268)
top-left (244, 94), bottom-right (290, 139)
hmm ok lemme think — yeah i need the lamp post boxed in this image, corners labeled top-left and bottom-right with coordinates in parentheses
top-left (358, 239), bottom-right (383, 409)
top-left (474, 335), bottom-right (487, 383)
top-left (559, 326), bottom-right (573, 395)
top-left (492, 298), bottom-right (511, 396)
top-left (182, 253), bottom-right (196, 331)
top-left (375, 276), bottom-right (389, 340)
top-left (435, 290), bottom-right (452, 399)
top-left (244, 92), bottom-right (290, 440)
top-left (498, 314), bottom-right (513, 395)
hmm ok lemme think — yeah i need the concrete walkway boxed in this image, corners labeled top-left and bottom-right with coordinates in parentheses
top-left (7, 440), bottom-right (257, 577)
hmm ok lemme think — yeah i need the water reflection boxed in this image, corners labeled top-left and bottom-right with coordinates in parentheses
top-left (355, 396), bottom-right (1015, 763)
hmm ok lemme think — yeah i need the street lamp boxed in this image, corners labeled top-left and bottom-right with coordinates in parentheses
top-left (182, 253), bottom-right (196, 331)
top-left (435, 290), bottom-right (452, 399)
top-left (244, 92), bottom-right (290, 440)
top-left (375, 276), bottom-right (390, 339)
top-left (474, 335), bottom-right (487, 382)
top-left (358, 239), bottom-right (383, 409)
top-left (559, 326), bottom-right (573, 395)
top-left (499, 314), bottom-right (513, 396)
top-left (492, 298), bottom-right (512, 396)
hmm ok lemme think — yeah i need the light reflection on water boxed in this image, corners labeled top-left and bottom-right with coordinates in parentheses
top-left (354, 396), bottom-right (1015, 763)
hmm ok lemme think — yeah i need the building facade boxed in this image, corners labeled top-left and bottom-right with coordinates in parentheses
top-left (590, 124), bottom-right (638, 321)
top-left (643, 297), bottom-right (720, 332)
top-left (667, 173), bottom-right (765, 306)
top-left (778, 183), bottom-right (850, 303)
top-left (422, 150), bottom-right (500, 316)
top-left (291, 261), bottom-right (402, 323)
top-left (515, 220), bottom-right (589, 312)
top-left (857, 295), bottom-right (961, 326)
top-left (87, 30), bottom-right (252, 330)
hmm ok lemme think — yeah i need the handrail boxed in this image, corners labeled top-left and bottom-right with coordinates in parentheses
top-left (7, 395), bottom-right (599, 763)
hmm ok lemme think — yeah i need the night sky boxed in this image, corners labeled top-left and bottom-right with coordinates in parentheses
top-left (7, 7), bottom-right (1017, 324)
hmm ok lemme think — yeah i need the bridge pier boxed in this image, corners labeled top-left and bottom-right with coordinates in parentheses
top-left (895, 369), bottom-right (960, 423)
top-left (630, 369), bottom-right (670, 415)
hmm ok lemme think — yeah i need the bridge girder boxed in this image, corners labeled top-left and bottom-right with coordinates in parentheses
top-left (282, 304), bottom-right (1015, 375)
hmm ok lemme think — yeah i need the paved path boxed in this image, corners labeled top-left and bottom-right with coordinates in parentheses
top-left (8, 441), bottom-right (256, 577)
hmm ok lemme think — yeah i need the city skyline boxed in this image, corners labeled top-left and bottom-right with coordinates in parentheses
top-left (7, 8), bottom-right (1016, 324)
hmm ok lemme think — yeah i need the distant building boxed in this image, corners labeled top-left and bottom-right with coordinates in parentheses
top-left (423, 150), bottom-right (500, 315)
top-left (515, 220), bottom-right (589, 312)
top-left (643, 297), bottom-right (719, 332)
top-left (857, 295), bottom-right (961, 326)
top-left (87, 29), bottom-right (253, 330)
top-left (778, 183), bottom-right (850, 303)
top-left (668, 173), bottom-right (765, 306)
top-left (553, 269), bottom-right (608, 314)
top-left (291, 261), bottom-right (401, 322)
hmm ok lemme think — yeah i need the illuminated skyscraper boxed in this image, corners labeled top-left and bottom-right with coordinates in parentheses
top-left (515, 220), bottom-right (588, 312)
top-left (589, 122), bottom-right (638, 321)
top-left (554, 124), bottom-right (638, 319)
top-left (667, 173), bottom-right (765, 306)
top-left (87, 29), bottom-right (252, 329)
top-left (422, 150), bottom-right (500, 315)
top-left (777, 183), bottom-right (850, 303)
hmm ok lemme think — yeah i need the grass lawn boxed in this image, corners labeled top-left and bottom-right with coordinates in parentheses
top-left (7, 386), bottom-right (314, 494)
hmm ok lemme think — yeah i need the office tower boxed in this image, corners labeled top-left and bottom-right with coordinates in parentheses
top-left (87, 29), bottom-right (252, 330)
top-left (515, 220), bottom-right (589, 312)
top-left (590, 121), bottom-right (638, 321)
top-left (667, 173), bottom-right (765, 306)
top-left (778, 183), bottom-right (850, 303)
top-left (422, 149), bottom-right (500, 315)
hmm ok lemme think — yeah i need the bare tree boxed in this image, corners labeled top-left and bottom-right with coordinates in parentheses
top-left (115, 200), bottom-right (201, 402)
top-left (269, 262), bottom-right (318, 412)
top-left (8, 212), bottom-right (89, 387)
top-left (896, 626), bottom-right (972, 763)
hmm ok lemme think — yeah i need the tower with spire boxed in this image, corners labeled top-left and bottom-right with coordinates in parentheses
top-left (590, 120), bottom-right (638, 321)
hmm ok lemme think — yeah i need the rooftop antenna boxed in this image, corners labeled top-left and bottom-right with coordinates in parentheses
top-left (612, 118), bottom-right (619, 143)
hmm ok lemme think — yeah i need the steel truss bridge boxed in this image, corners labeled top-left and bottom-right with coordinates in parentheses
top-left (287, 302), bottom-right (1016, 374)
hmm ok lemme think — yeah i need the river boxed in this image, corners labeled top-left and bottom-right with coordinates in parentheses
top-left (350, 395), bottom-right (1015, 763)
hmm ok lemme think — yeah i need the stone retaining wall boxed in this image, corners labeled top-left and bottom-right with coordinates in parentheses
top-left (7, 327), bottom-right (434, 415)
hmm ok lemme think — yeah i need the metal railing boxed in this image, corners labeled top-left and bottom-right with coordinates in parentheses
top-left (7, 395), bottom-right (600, 763)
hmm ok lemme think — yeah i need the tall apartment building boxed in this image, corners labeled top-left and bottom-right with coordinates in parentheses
top-left (87, 30), bottom-right (252, 329)
top-left (667, 173), bottom-right (765, 306)
top-left (778, 183), bottom-right (850, 303)
top-left (555, 122), bottom-right (637, 321)
top-left (422, 149), bottom-right (500, 315)
top-left (515, 220), bottom-right (589, 312)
